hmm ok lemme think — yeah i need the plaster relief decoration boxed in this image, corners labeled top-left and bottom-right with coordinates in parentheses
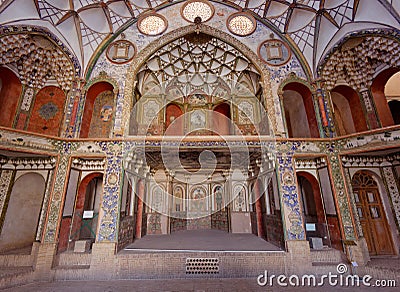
top-left (88, 90), bottom-right (114, 138)
top-left (188, 93), bottom-right (207, 105)
top-left (173, 185), bottom-right (185, 212)
top-left (181, 0), bottom-right (215, 23)
top-left (226, 12), bottom-right (256, 36)
top-left (237, 101), bottom-right (254, 124)
top-left (190, 110), bottom-right (206, 131)
top-left (106, 34), bottom-right (136, 65)
top-left (0, 33), bottom-right (76, 90)
top-left (258, 35), bottom-right (291, 66)
top-left (142, 100), bottom-right (160, 125)
top-left (233, 184), bottom-right (246, 212)
top-left (137, 12), bottom-right (168, 36)
top-left (151, 185), bottom-right (165, 214)
top-left (320, 36), bottom-right (400, 90)
top-left (20, 88), bottom-right (35, 112)
top-left (190, 186), bottom-right (207, 212)
top-left (213, 185), bottom-right (224, 211)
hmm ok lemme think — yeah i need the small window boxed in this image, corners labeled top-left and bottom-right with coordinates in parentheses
top-left (370, 207), bottom-right (380, 219)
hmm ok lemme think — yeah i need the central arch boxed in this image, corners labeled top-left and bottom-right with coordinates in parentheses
top-left (123, 24), bottom-right (277, 136)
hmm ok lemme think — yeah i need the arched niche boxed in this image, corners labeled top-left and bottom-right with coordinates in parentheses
top-left (69, 172), bottom-right (103, 250)
top-left (123, 25), bottom-right (276, 137)
top-left (0, 173), bottom-right (45, 253)
top-left (384, 71), bottom-right (400, 125)
top-left (281, 82), bottom-right (319, 138)
top-left (0, 66), bottom-right (22, 127)
top-left (388, 100), bottom-right (400, 125)
top-left (213, 102), bottom-right (231, 135)
top-left (27, 85), bottom-right (66, 136)
top-left (80, 81), bottom-right (115, 138)
top-left (331, 85), bottom-right (368, 135)
top-left (165, 103), bottom-right (184, 136)
top-left (371, 67), bottom-right (399, 127)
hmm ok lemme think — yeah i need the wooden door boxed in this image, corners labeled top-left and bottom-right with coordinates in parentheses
top-left (352, 172), bottom-right (394, 255)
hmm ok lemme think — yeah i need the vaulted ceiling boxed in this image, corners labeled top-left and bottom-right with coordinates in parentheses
top-left (0, 0), bottom-right (399, 77)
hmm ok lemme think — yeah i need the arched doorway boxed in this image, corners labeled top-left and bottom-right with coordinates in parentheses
top-left (351, 171), bottom-right (395, 255)
top-left (297, 172), bottom-right (331, 248)
top-left (59, 173), bottom-right (103, 252)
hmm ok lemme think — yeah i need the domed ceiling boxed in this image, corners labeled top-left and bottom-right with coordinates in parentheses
top-left (0, 0), bottom-right (399, 76)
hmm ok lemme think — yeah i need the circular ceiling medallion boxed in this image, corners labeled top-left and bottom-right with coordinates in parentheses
top-left (106, 39), bottom-right (136, 65)
top-left (181, 0), bottom-right (215, 23)
top-left (227, 12), bottom-right (256, 36)
top-left (137, 13), bottom-right (168, 36)
top-left (258, 37), bottom-right (291, 66)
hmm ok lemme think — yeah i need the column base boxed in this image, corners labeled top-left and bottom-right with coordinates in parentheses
top-left (90, 242), bottom-right (117, 280)
top-left (33, 242), bottom-right (57, 281)
top-left (285, 240), bottom-right (312, 274)
top-left (345, 237), bottom-right (370, 267)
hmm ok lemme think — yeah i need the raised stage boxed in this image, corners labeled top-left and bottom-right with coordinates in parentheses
top-left (121, 229), bottom-right (283, 253)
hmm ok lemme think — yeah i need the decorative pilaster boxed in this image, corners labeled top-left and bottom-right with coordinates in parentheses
top-left (0, 169), bottom-right (15, 233)
top-left (326, 148), bottom-right (356, 240)
top-left (63, 79), bottom-right (85, 138)
top-left (14, 85), bottom-right (36, 130)
top-left (381, 166), bottom-right (400, 231)
top-left (43, 142), bottom-right (75, 242)
top-left (36, 169), bottom-right (55, 241)
top-left (359, 88), bottom-right (380, 129)
top-left (96, 141), bottom-right (123, 242)
top-left (343, 167), bottom-right (363, 238)
top-left (276, 142), bottom-right (305, 240)
top-left (313, 79), bottom-right (335, 138)
top-left (135, 179), bottom-right (145, 239)
top-left (327, 146), bottom-right (371, 265)
top-left (254, 179), bottom-right (265, 239)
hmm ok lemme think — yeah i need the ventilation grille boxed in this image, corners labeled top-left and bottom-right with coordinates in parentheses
top-left (185, 258), bottom-right (219, 274)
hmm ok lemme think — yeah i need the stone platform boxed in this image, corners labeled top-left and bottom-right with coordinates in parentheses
top-left (122, 229), bottom-right (282, 253)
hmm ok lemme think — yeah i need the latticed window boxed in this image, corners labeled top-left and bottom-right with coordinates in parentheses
top-left (351, 171), bottom-right (378, 188)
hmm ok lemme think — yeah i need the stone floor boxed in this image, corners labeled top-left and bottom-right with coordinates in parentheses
top-left (122, 230), bottom-right (282, 252)
top-left (1, 278), bottom-right (398, 292)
